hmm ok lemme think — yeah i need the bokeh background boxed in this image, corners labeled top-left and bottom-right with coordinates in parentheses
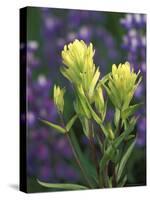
top-left (21, 7), bottom-right (146, 192)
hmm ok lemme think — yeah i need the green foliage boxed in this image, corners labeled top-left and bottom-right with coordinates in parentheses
top-left (117, 139), bottom-right (136, 182)
top-left (37, 179), bottom-right (88, 190)
top-left (39, 39), bottom-right (142, 189)
top-left (40, 119), bottom-right (66, 134)
top-left (121, 103), bottom-right (142, 120)
top-left (69, 130), bottom-right (98, 186)
top-left (99, 120), bottom-right (136, 173)
top-left (66, 115), bottom-right (78, 132)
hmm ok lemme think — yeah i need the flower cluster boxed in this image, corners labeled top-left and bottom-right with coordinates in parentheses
top-left (38, 39), bottom-right (142, 190)
top-left (108, 62), bottom-right (141, 110)
top-left (61, 40), bottom-right (100, 102)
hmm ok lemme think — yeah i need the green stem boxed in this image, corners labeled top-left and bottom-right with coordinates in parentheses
top-left (95, 134), bottom-right (103, 154)
top-left (103, 161), bottom-right (109, 188)
top-left (116, 111), bottom-right (122, 137)
top-left (88, 121), bottom-right (100, 184)
top-left (113, 113), bottom-right (122, 187)
top-left (112, 162), bottom-right (117, 187)
top-left (58, 113), bottom-right (93, 188)
top-left (66, 133), bottom-right (93, 188)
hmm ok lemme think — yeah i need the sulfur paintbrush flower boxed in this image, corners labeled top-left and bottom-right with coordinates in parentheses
top-left (106, 62), bottom-right (141, 110)
top-left (61, 39), bottom-right (100, 102)
top-left (53, 85), bottom-right (65, 114)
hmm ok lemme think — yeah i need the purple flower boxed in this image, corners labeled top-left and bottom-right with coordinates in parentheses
top-left (25, 39), bottom-right (80, 183)
top-left (120, 13), bottom-right (146, 146)
top-left (40, 9), bottom-right (119, 77)
top-left (136, 117), bottom-right (146, 146)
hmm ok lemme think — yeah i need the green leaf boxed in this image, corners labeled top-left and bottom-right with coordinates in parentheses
top-left (108, 78), bottom-right (122, 104)
top-left (117, 175), bottom-right (127, 187)
top-left (114, 108), bottom-right (120, 128)
top-left (117, 139), bottom-right (136, 182)
top-left (124, 134), bottom-right (135, 141)
top-left (88, 68), bottom-right (100, 99)
top-left (70, 130), bottom-right (98, 186)
top-left (66, 114), bottom-right (78, 132)
top-left (121, 103), bottom-right (142, 119)
top-left (40, 119), bottom-right (66, 134)
top-left (101, 98), bottom-right (107, 122)
top-left (134, 76), bottom-right (142, 92)
top-left (103, 84), bottom-right (119, 109)
top-left (37, 179), bottom-right (88, 190)
top-left (79, 117), bottom-right (90, 138)
top-left (99, 124), bottom-right (108, 138)
top-left (99, 121), bottom-right (136, 173)
top-left (84, 94), bottom-right (102, 125)
top-left (113, 120), bottom-right (136, 148)
top-left (100, 73), bottom-right (110, 85)
top-left (76, 87), bottom-right (91, 118)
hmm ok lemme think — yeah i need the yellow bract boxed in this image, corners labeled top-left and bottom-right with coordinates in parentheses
top-left (53, 85), bottom-right (65, 114)
top-left (108, 62), bottom-right (141, 110)
top-left (61, 39), bottom-right (100, 102)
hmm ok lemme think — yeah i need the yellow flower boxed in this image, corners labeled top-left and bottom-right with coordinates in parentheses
top-left (61, 39), bottom-right (100, 102)
top-left (107, 62), bottom-right (141, 110)
top-left (53, 85), bottom-right (65, 113)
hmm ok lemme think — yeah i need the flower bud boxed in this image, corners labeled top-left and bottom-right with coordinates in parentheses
top-left (53, 85), bottom-right (65, 114)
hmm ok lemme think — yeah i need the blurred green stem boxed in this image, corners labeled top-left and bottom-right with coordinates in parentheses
top-left (88, 121), bottom-right (100, 185)
top-left (58, 113), bottom-right (93, 188)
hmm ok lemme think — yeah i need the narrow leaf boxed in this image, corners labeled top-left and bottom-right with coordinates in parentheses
top-left (117, 175), bottom-right (127, 187)
top-left (70, 130), bottom-right (98, 186)
top-left (37, 179), bottom-right (88, 190)
top-left (40, 119), bottom-right (66, 134)
top-left (66, 114), bottom-right (78, 132)
top-left (99, 122), bottom-right (136, 173)
top-left (114, 121), bottom-right (136, 148)
top-left (124, 134), bottom-right (135, 141)
top-left (100, 73), bottom-right (110, 85)
top-left (117, 139), bottom-right (136, 182)
top-left (114, 108), bottom-right (120, 128)
top-left (103, 84), bottom-right (119, 108)
top-left (121, 103), bottom-right (142, 119)
top-left (99, 123), bottom-right (108, 138)
top-left (79, 117), bottom-right (90, 138)
top-left (76, 89), bottom-right (91, 118)
top-left (84, 94), bottom-right (102, 125)
top-left (88, 68), bottom-right (100, 99)
top-left (101, 98), bottom-right (107, 122)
